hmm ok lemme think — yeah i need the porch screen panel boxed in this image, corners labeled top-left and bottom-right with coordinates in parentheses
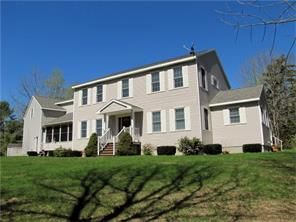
top-left (53, 126), bottom-right (60, 142)
top-left (61, 125), bottom-right (68, 141)
top-left (69, 124), bottom-right (73, 141)
top-left (46, 127), bottom-right (52, 143)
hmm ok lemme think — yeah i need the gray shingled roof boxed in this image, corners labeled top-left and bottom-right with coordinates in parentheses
top-left (34, 96), bottom-right (66, 111)
top-left (43, 112), bottom-right (73, 126)
top-left (72, 49), bottom-right (218, 88)
top-left (210, 85), bottom-right (263, 105)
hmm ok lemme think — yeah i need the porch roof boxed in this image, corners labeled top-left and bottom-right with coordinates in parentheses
top-left (97, 99), bottom-right (142, 114)
top-left (43, 113), bottom-right (73, 126)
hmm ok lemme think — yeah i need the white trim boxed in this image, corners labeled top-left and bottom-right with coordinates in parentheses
top-left (184, 106), bottom-right (191, 130)
top-left (239, 107), bottom-right (247, 124)
top-left (182, 65), bottom-right (189, 87)
top-left (223, 109), bottom-right (230, 125)
top-left (117, 81), bottom-right (122, 99)
top-left (97, 99), bottom-right (131, 113)
top-left (103, 84), bottom-right (107, 102)
top-left (258, 105), bottom-right (264, 147)
top-left (209, 98), bottom-right (260, 107)
top-left (160, 71), bottom-right (165, 91)
top-left (161, 110), bottom-right (166, 132)
top-left (72, 56), bottom-right (196, 89)
top-left (54, 99), bottom-right (74, 105)
top-left (43, 120), bottom-right (73, 127)
top-left (146, 74), bottom-right (152, 94)
top-left (167, 69), bottom-right (174, 90)
top-left (41, 108), bottom-right (66, 112)
top-left (146, 112), bottom-right (152, 134)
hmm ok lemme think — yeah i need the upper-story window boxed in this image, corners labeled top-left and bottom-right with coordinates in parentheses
top-left (201, 67), bottom-right (207, 89)
top-left (204, 108), bottom-right (209, 130)
top-left (96, 119), bottom-right (102, 136)
top-left (122, 79), bottom-right (129, 97)
top-left (173, 67), bottom-right (183, 88)
top-left (175, 108), bottom-right (185, 130)
top-left (229, 107), bottom-right (240, 124)
top-left (96, 85), bottom-right (103, 102)
top-left (82, 88), bottom-right (88, 105)
top-left (151, 72), bottom-right (160, 92)
top-left (81, 121), bottom-right (87, 138)
top-left (211, 75), bottom-right (219, 89)
top-left (152, 111), bottom-right (161, 132)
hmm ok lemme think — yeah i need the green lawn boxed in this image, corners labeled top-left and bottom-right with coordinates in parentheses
top-left (1, 151), bottom-right (296, 221)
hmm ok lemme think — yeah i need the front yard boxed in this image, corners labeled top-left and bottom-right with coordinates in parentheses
top-left (1, 150), bottom-right (296, 221)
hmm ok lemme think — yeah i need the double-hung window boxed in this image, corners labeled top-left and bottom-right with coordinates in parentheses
top-left (152, 111), bottom-right (161, 132)
top-left (229, 108), bottom-right (240, 124)
top-left (175, 108), bottom-right (185, 130)
top-left (201, 67), bottom-right (207, 89)
top-left (122, 79), bottom-right (129, 97)
top-left (96, 85), bottom-right (103, 102)
top-left (173, 67), bottom-right (183, 88)
top-left (151, 72), bottom-right (160, 92)
top-left (82, 88), bottom-right (88, 105)
top-left (96, 119), bottom-right (103, 136)
top-left (204, 108), bottom-right (209, 130)
top-left (81, 121), bottom-right (87, 138)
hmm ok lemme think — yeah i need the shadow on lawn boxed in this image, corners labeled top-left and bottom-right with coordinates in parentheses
top-left (2, 164), bottom-right (254, 221)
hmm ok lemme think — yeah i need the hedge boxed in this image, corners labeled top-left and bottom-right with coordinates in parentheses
top-left (157, 146), bottom-right (176, 155)
top-left (242, 144), bottom-right (262, 153)
top-left (27, 151), bottom-right (38, 156)
top-left (202, 144), bottom-right (222, 155)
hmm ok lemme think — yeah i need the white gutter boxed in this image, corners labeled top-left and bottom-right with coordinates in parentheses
top-left (72, 55), bottom-right (196, 89)
top-left (209, 98), bottom-right (260, 107)
top-left (55, 99), bottom-right (74, 105)
top-left (41, 108), bottom-right (66, 112)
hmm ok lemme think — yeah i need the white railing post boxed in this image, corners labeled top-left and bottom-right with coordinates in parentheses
top-left (97, 136), bottom-right (100, 156)
top-left (113, 136), bottom-right (116, 156)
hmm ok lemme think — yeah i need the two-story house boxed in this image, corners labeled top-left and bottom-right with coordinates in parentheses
top-left (22, 49), bottom-right (275, 155)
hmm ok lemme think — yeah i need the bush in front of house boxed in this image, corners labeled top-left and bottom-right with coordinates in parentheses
top-left (85, 133), bottom-right (98, 157)
top-left (53, 147), bottom-right (72, 157)
top-left (157, 146), bottom-right (176, 155)
top-left (143, 144), bottom-right (154, 155)
top-left (117, 132), bottom-right (139, 155)
top-left (71, 150), bottom-right (82, 157)
top-left (27, 151), bottom-right (38, 156)
top-left (242, 144), bottom-right (262, 153)
top-left (202, 144), bottom-right (222, 155)
top-left (178, 137), bottom-right (203, 155)
top-left (263, 145), bottom-right (272, 152)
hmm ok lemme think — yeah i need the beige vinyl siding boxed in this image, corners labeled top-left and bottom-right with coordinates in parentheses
top-left (72, 61), bottom-right (201, 150)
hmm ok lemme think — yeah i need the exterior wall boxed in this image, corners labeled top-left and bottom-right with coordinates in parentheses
top-left (43, 141), bottom-right (73, 150)
top-left (7, 144), bottom-right (24, 156)
top-left (210, 101), bottom-right (262, 153)
top-left (72, 61), bottom-right (202, 151)
top-left (22, 97), bottom-right (43, 153)
top-left (197, 51), bottom-right (231, 144)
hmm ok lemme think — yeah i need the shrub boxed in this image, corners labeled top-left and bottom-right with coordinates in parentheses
top-left (157, 146), bottom-right (176, 155)
top-left (71, 150), bottom-right (82, 157)
top-left (143, 144), bottom-right (154, 155)
top-left (178, 137), bottom-right (203, 155)
top-left (85, 133), bottom-right (98, 157)
top-left (117, 132), bottom-right (138, 155)
top-left (242, 144), bottom-right (262, 153)
top-left (47, 151), bottom-right (54, 157)
top-left (27, 151), bottom-right (38, 156)
top-left (263, 145), bottom-right (272, 152)
top-left (202, 144), bottom-right (222, 155)
top-left (53, 147), bottom-right (72, 157)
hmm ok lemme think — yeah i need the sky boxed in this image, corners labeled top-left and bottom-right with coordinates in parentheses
top-left (1, 1), bottom-right (295, 104)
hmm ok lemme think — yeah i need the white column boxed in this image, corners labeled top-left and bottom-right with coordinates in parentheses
top-left (51, 127), bottom-right (54, 143)
top-left (131, 110), bottom-right (135, 140)
top-left (59, 125), bottom-right (62, 142)
top-left (67, 124), bottom-right (70, 141)
top-left (106, 114), bottom-right (109, 130)
top-left (44, 128), bottom-right (47, 143)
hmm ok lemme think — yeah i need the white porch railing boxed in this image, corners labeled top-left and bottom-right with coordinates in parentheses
top-left (115, 127), bottom-right (140, 143)
top-left (272, 136), bottom-right (283, 151)
top-left (98, 128), bottom-right (112, 152)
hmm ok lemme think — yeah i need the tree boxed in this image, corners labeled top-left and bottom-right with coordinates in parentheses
top-left (45, 69), bottom-right (66, 99)
top-left (262, 55), bottom-right (296, 147)
top-left (217, 0), bottom-right (296, 58)
top-left (0, 101), bottom-right (23, 156)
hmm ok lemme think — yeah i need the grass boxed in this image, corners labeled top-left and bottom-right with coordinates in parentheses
top-left (1, 150), bottom-right (296, 221)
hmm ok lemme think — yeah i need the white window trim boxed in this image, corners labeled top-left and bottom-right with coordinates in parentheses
top-left (201, 106), bottom-right (210, 131)
top-left (152, 110), bottom-right (162, 133)
top-left (224, 106), bottom-right (247, 126)
top-left (211, 75), bottom-right (219, 89)
top-left (169, 106), bottom-right (191, 132)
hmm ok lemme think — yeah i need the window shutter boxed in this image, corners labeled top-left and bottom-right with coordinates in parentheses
top-left (223, 109), bottom-right (230, 125)
top-left (146, 74), bottom-right (151, 94)
top-left (92, 119), bottom-right (96, 133)
top-left (77, 122), bottom-right (81, 139)
top-left (182, 65), bottom-right (189, 87)
top-left (185, 106), bottom-right (191, 130)
top-left (78, 90), bottom-right (82, 106)
top-left (129, 78), bottom-right (133, 97)
top-left (160, 71), bottom-right (165, 91)
top-left (103, 84), bottom-right (107, 102)
top-left (87, 88), bottom-right (91, 105)
top-left (92, 86), bottom-right (97, 104)
top-left (87, 120), bottom-right (91, 138)
top-left (167, 69), bottom-right (173, 90)
top-left (161, 110), bottom-right (166, 132)
top-left (239, 107), bottom-right (247, 123)
top-left (117, 81), bottom-right (122, 99)
top-left (146, 112), bottom-right (152, 133)
top-left (169, 109), bottom-right (175, 131)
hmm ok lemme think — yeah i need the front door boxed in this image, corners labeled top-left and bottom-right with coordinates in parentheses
top-left (118, 116), bottom-right (131, 133)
